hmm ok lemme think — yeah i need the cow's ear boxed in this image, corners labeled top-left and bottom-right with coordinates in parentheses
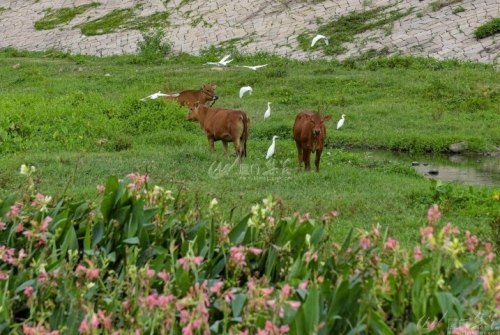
top-left (194, 101), bottom-right (199, 107)
top-left (323, 115), bottom-right (332, 122)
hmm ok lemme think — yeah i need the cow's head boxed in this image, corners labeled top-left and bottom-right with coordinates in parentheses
top-left (186, 101), bottom-right (201, 121)
top-left (200, 84), bottom-right (218, 105)
top-left (309, 113), bottom-right (332, 136)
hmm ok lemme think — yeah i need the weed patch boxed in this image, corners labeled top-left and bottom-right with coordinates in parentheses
top-left (34, 2), bottom-right (99, 31)
top-left (78, 8), bottom-right (169, 36)
top-left (298, 5), bottom-right (414, 55)
top-left (474, 18), bottom-right (500, 39)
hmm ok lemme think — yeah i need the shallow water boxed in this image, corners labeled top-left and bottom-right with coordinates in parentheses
top-left (355, 150), bottom-right (500, 187)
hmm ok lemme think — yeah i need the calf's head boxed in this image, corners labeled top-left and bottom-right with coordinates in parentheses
top-left (308, 113), bottom-right (332, 136)
top-left (186, 101), bottom-right (201, 121)
top-left (200, 84), bottom-right (218, 104)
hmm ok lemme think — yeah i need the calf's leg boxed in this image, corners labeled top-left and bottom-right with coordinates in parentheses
top-left (295, 142), bottom-right (303, 171)
top-left (315, 149), bottom-right (323, 172)
top-left (304, 149), bottom-right (311, 171)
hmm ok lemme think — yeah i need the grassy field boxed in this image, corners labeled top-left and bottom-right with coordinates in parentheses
top-left (1, 49), bottom-right (499, 250)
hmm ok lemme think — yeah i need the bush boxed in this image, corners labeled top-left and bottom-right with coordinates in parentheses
top-left (0, 169), bottom-right (498, 334)
top-left (136, 28), bottom-right (172, 62)
top-left (474, 18), bottom-right (500, 39)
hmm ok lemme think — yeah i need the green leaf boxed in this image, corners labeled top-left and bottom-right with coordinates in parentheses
top-left (346, 325), bottom-right (367, 335)
top-left (229, 214), bottom-right (251, 244)
top-left (409, 257), bottom-right (432, 279)
top-left (339, 228), bottom-right (353, 255)
top-left (92, 220), bottom-right (104, 248)
top-left (84, 222), bottom-right (91, 251)
top-left (433, 292), bottom-right (463, 320)
top-left (72, 202), bottom-right (88, 221)
top-left (0, 192), bottom-right (17, 218)
top-left (302, 285), bottom-right (320, 334)
top-left (231, 293), bottom-right (247, 318)
top-left (369, 310), bottom-right (394, 334)
top-left (123, 237), bottom-right (139, 245)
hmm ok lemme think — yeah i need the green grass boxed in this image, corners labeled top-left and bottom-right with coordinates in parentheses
top-left (298, 5), bottom-right (414, 55)
top-left (78, 8), bottom-right (169, 36)
top-left (474, 18), bottom-right (500, 39)
top-left (0, 51), bottom-right (498, 250)
top-left (34, 2), bottom-right (100, 31)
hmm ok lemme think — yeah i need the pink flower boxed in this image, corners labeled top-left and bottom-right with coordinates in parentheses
top-left (7, 204), bottom-right (20, 219)
top-left (359, 236), bottom-right (371, 250)
top-left (414, 247), bottom-right (423, 261)
top-left (178, 257), bottom-right (190, 270)
top-left (288, 301), bottom-right (301, 310)
top-left (24, 286), bottom-right (33, 298)
top-left (452, 325), bottom-right (479, 335)
top-left (420, 226), bottom-right (434, 244)
top-left (384, 238), bottom-right (398, 251)
top-left (97, 185), bottom-right (105, 193)
top-left (14, 222), bottom-right (24, 233)
top-left (146, 269), bottom-right (155, 277)
top-left (0, 221), bottom-right (5, 230)
top-left (75, 265), bottom-right (86, 275)
top-left (298, 281), bottom-right (308, 290)
top-left (87, 268), bottom-right (100, 280)
top-left (427, 204), bottom-right (441, 224)
top-left (229, 246), bottom-right (247, 267)
top-left (193, 256), bottom-right (204, 266)
top-left (40, 216), bottom-right (52, 232)
top-left (465, 231), bottom-right (479, 252)
top-left (90, 314), bottom-right (99, 329)
top-left (248, 247), bottom-right (262, 255)
top-left (78, 319), bottom-right (89, 334)
top-left (210, 281), bottom-right (224, 294)
top-left (158, 270), bottom-right (170, 282)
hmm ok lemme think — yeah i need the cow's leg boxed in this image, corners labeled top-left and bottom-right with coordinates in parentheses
top-left (208, 136), bottom-right (215, 154)
top-left (304, 149), bottom-right (311, 171)
top-left (295, 142), bottom-right (303, 171)
top-left (223, 141), bottom-right (229, 159)
top-left (315, 149), bottom-right (322, 172)
top-left (233, 138), bottom-right (242, 163)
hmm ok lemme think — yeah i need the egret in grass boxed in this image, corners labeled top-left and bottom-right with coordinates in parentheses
top-left (264, 102), bottom-right (271, 120)
top-left (266, 135), bottom-right (279, 159)
top-left (140, 92), bottom-right (180, 101)
top-left (205, 54), bottom-right (233, 67)
top-left (235, 64), bottom-right (268, 71)
top-left (239, 86), bottom-right (253, 98)
top-left (311, 34), bottom-right (328, 47)
top-left (337, 114), bottom-right (345, 130)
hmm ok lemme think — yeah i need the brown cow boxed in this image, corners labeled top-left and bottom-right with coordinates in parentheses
top-left (186, 102), bottom-right (250, 162)
top-left (293, 111), bottom-right (332, 172)
top-left (164, 84), bottom-right (218, 109)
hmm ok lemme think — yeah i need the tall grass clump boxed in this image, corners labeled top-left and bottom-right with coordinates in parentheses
top-left (474, 18), bottom-right (500, 39)
top-left (136, 29), bottom-right (172, 63)
top-left (0, 167), bottom-right (498, 334)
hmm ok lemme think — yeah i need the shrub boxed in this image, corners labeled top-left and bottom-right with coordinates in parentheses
top-left (0, 169), bottom-right (498, 334)
top-left (474, 18), bottom-right (500, 39)
top-left (136, 28), bottom-right (172, 62)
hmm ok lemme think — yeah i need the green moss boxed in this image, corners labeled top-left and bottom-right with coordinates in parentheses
top-left (34, 2), bottom-right (99, 31)
top-left (78, 8), bottom-right (169, 36)
top-left (298, 5), bottom-right (413, 55)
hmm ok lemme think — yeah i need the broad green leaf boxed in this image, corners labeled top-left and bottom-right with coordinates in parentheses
top-left (123, 237), bottom-right (139, 245)
top-left (346, 325), bottom-right (367, 335)
top-left (433, 292), bottom-right (463, 320)
top-left (369, 310), bottom-right (394, 335)
top-left (410, 258), bottom-right (432, 279)
top-left (339, 228), bottom-right (353, 255)
top-left (92, 220), bottom-right (104, 248)
top-left (15, 279), bottom-right (37, 293)
top-left (231, 293), bottom-right (247, 318)
top-left (0, 192), bottom-right (17, 218)
top-left (84, 223), bottom-right (91, 251)
top-left (72, 202), bottom-right (88, 221)
top-left (228, 214), bottom-right (251, 244)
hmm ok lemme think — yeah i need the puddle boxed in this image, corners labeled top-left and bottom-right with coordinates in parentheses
top-left (356, 150), bottom-right (500, 187)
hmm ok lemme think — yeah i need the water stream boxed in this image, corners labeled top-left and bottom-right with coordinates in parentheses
top-left (356, 150), bottom-right (500, 187)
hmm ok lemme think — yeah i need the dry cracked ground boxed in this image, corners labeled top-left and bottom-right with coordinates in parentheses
top-left (0, 0), bottom-right (499, 63)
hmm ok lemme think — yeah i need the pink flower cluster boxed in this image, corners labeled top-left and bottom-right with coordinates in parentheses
top-left (126, 173), bottom-right (150, 191)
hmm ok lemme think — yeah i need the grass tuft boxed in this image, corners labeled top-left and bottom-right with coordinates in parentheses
top-left (34, 2), bottom-right (99, 30)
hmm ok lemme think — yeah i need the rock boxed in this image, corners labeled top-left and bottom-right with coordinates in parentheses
top-left (411, 161), bottom-right (420, 166)
top-left (449, 142), bottom-right (467, 153)
top-left (428, 169), bottom-right (439, 175)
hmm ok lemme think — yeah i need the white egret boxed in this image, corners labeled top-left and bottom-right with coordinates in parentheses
top-left (239, 86), bottom-right (253, 98)
top-left (337, 114), bottom-right (345, 130)
top-left (140, 92), bottom-right (180, 101)
top-left (266, 135), bottom-right (279, 159)
top-left (205, 54), bottom-right (233, 67)
top-left (235, 64), bottom-right (268, 71)
top-left (264, 102), bottom-right (271, 119)
top-left (311, 34), bottom-right (329, 47)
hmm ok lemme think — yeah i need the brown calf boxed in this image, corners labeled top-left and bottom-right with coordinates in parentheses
top-left (293, 111), bottom-right (332, 172)
top-left (187, 102), bottom-right (250, 162)
top-left (164, 84), bottom-right (218, 109)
